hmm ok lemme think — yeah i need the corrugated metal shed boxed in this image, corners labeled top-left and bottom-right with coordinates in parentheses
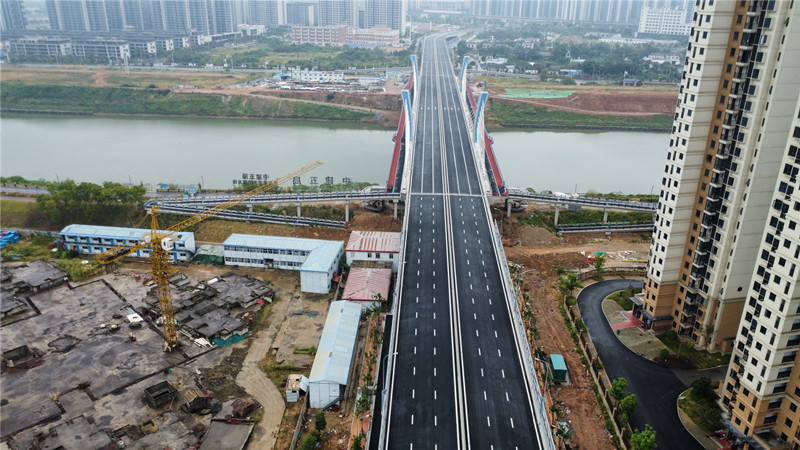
top-left (342, 268), bottom-right (391, 302)
top-left (302, 241), bottom-right (344, 273)
top-left (223, 234), bottom-right (330, 252)
top-left (346, 231), bottom-right (401, 253)
top-left (60, 224), bottom-right (193, 244)
top-left (309, 301), bottom-right (362, 385)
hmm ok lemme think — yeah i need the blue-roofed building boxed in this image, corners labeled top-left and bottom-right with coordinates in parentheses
top-left (222, 234), bottom-right (344, 294)
top-left (59, 224), bottom-right (196, 261)
top-left (308, 301), bottom-right (361, 408)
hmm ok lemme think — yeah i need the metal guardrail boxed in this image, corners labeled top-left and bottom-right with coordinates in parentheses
top-left (508, 193), bottom-right (657, 212)
top-left (557, 221), bottom-right (654, 233)
top-left (491, 220), bottom-right (557, 450)
top-left (148, 191), bottom-right (401, 208)
top-left (156, 204), bottom-right (347, 228)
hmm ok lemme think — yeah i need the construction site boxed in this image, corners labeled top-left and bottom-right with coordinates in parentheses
top-left (0, 191), bottom-right (652, 450)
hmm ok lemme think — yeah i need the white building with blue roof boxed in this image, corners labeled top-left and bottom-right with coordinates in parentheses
top-left (59, 224), bottom-right (196, 260)
top-left (222, 234), bottom-right (344, 294)
top-left (308, 300), bottom-right (362, 408)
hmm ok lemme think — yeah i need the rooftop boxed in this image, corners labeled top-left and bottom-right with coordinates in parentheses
top-left (223, 234), bottom-right (343, 273)
top-left (342, 268), bottom-right (391, 302)
top-left (346, 230), bottom-right (401, 253)
top-left (60, 224), bottom-right (193, 243)
top-left (309, 301), bottom-right (362, 385)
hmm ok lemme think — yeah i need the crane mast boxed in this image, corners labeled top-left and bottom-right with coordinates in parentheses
top-left (97, 162), bottom-right (323, 350)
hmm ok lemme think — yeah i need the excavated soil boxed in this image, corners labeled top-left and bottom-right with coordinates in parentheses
top-left (491, 85), bottom-right (678, 117)
top-left (502, 218), bottom-right (649, 450)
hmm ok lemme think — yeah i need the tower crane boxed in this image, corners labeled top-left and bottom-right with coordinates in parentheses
top-left (97, 161), bottom-right (323, 350)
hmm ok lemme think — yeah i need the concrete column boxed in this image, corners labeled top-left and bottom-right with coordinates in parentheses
top-left (554, 205), bottom-right (560, 227)
top-left (506, 199), bottom-right (512, 218)
top-left (296, 202), bottom-right (301, 218)
top-left (345, 201), bottom-right (350, 222)
top-left (393, 200), bottom-right (399, 219)
top-left (603, 208), bottom-right (609, 223)
top-left (247, 204), bottom-right (253, 213)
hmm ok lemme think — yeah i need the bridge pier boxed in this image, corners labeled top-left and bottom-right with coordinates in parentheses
top-left (603, 208), bottom-right (609, 224)
top-left (393, 199), bottom-right (398, 219)
top-left (247, 204), bottom-right (253, 213)
top-left (506, 199), bottom-right (512, 218)
top-left (296, 202), bottom-right (301, 218)
top-left (554, 204), bottom-right (560, 227)
top-left (345, 201), bottom-right (350, 222)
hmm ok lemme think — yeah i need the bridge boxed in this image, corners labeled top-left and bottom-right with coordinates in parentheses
top-left (373, 35), bottom-right (555, 449)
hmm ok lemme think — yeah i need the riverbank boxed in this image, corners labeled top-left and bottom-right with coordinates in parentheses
top-left (1, 81), bottom-right (674, 131)
top-left (0, 83), bottom-right (382, 123)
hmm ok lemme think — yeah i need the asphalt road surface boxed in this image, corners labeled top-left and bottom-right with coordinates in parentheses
top-left (577, 279), bottom-right (703, 450)
top-left (383, 35), bottom-right (544, 450)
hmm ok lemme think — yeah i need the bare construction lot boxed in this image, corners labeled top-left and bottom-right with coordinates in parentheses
top-left (0, 259), bottom-right (332, 449)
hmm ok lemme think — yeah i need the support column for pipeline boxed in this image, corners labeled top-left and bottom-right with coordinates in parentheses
top-left (296, 202), bottom-right (301, 218)
top-left (603, 207), bottom-right (609, 223)
top-left (393, 199), bottom-right (398, 219)
top-left (554, 204), bottom-right (560, 227)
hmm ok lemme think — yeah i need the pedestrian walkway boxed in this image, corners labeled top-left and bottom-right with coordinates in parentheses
top-left (610, 312), bottom-right (642, 330)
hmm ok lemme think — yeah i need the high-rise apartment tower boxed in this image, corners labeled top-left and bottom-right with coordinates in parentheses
top-left (642, 0), bottom-right (800, 446)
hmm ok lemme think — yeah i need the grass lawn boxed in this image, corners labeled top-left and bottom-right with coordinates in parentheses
top-left (678, 387), bottom-right (723, 434)
top-left (607, 288), bottom-right (640, 310)
top-left (1, 199), bottom-right (36, 228)
top-left (657, 331), bottom-right (731, 369)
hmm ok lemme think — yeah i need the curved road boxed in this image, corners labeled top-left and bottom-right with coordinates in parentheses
top-left (577, 279), bottom-right (703, 450)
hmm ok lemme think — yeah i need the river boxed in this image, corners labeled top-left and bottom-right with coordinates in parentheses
top-left (0, 115), bottom-right (669, 194)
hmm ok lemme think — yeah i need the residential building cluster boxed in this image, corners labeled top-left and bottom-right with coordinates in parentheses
top-left (290, 24), bottom-right (399, 46)
top-left (636, 0), bottom-right (800, 447)
top-left (0, 0), bottom-right (406, 58)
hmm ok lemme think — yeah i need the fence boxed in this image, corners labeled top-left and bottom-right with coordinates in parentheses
top-left (288, 397), bottom-right (310, 450)
top-left (564, 301), bottom-right (634, 449)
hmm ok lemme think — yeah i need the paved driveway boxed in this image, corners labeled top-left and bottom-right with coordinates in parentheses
top-left (577, 279), bottom-right (703, 450)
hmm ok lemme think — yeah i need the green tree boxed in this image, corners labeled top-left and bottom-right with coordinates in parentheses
top-left (659, 348), bottom-right (670, 359)
top-left (314, 411), bottom-right (327, 432)
top-left (356, 393), bottom-right (370, 415)
top-left (593, 254), bottom-right (606, 273)
top-left (619, 394), bottom-right (638, 422)
top-left (690, 376), bottom-right (715, 401)
top-left (557, 273), bottom-right (582, 300)
top-left (351, 435), bottom-right (364, 450)
top-left (610, 377), bottom-right (629, 401)
top-left (631, 424), bottom-right (657, 450)
top-left (299, 430), bottom-right (322, 450)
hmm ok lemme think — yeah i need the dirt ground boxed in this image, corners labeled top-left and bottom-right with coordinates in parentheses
top-left (500, 215), bottom-right (650, 450)
top-left (194, 204), bottom-right (402, 244)
top-left (488, 85), bottom-right (679, 117)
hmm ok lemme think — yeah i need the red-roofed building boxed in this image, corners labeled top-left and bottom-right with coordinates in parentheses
top-left (341, 268), bottom-right (392, 308)
top-left (345, 231), bottom-right (401, 272)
